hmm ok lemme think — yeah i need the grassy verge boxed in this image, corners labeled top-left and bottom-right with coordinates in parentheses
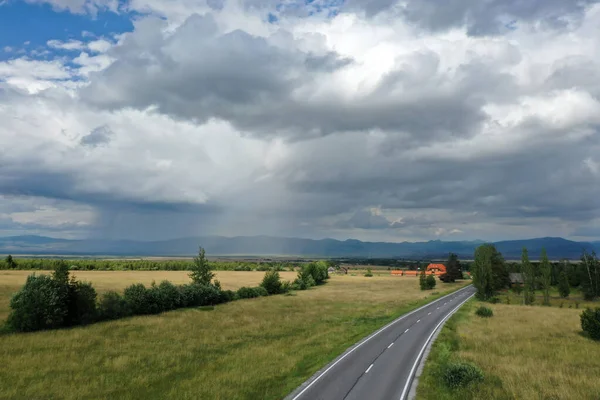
top-left (0, 273), bottom-right (467, 400)
top-left (417, 300), bottom-right (600, 400)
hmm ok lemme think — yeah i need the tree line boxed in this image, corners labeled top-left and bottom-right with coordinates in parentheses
top-left (0, 256), bottom-right (299, 272)
top-left (471, 244), bottom-right (600, 303)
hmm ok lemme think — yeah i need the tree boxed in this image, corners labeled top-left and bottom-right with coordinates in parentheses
top-left (5, 254), bottom-right (17, 269)
top-left (580, 251), bottom-right (600, 301)
top-left (419, 269), bottom-right (428, 290)
top-left (558, 261), bottom-right (570, 298)
top-left (539, 248), bottom-right (552, 306)
top-left (189, 247), bottom-right (215, 286)
top-left (521, 248), bottom-right (536, 305)
top-left (490, 247), bottom-right (509, 291)
top-left (472, 244), bottom-right (494, 300)
top-left (441, 253), bottom-right (462, 283)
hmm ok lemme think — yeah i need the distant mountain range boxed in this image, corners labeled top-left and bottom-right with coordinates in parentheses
top-left (0, 235), bottom-right (597, 260)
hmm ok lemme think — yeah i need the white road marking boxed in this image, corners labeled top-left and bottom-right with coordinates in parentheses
top-left (428, 312), bottom-right (431, 315)
top-left (398, 293), bottom-right (475, 400)
top-left (365, 364), bottom-right (374, 373)
top-left (417, 319), bottom-right (420, 323)
top-left (289, 285), bottom-right (473, 400)
top-left (388, 343), bottom-right (394, 349)
top-left (436, 307), bottom-right (439, 309)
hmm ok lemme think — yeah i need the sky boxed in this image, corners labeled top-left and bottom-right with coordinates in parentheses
top-left (0, 0), bottom-right (599, 243)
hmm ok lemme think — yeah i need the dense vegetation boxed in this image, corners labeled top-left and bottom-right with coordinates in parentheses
top-left (3, 249), bottom-right (330, 333)
top-left (0, 255), bottom-right (299, 272)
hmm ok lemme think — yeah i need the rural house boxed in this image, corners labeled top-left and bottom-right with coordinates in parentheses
top-left (426, 263), bottom-right (446, 275)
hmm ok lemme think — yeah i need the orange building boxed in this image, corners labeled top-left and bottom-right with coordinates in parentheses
top-left (426, 263), bottom-right (446, 275)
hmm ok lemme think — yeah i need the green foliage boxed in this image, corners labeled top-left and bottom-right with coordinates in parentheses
top-left (472, 244), bottom-right (494, 300)
top-left (558, 263), bottom-right (570, 298)
top-left (521, 248), bottom-right (536, 305)
top-left (302, 261), bottom-right (329, 285)
top-left (123, 283), bottom-right (157, 315)
top-left (236, 287), bottom-right (262, 299)
top-left (5, 254), bottom-right (17, 269)
top-left (442, 361), bottom-right (484, 388)
top-left (175, 284), bottom-right (222, 308)
top-left (426, 274), bottom-right (436, 289)
top-left (97, 291), bottom-right (131, 320)
top-left (441, 253), bottom-right (462, 283)
top-left (475, 306), bottom-right (493, 317)
top-left (292, 271), bottom-right (316, 290)
top-left (189, 247), bottom-right (215, 286)
top-left (539, 248), bottom-right (552, 306)
top-left (567, 262), bottom-right (582, 287)
top-left (7, 274), bottom-right (69, 332)
top-left (7, 263), bottom-right (99, 332)
top-left (419, 269), bottom-right (428, 290)
top-left (0, 256), bottom-right (297, 272)
top-left (260, 270), bottom-right (283, 295)
top-left (580, 251), bottom-right (600, 301)
top-left (580, 308), bottom-right (600, 341)
top-left (66, 278), bottom-right (98, 325)
top-left (364, 268), bottom-right (373, 277)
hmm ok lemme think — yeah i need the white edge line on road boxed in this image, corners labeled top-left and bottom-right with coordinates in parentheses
top-left (365, 364), bottom-right (374, 373)
top-left (289, 285), bottom-right (473, 400)
top-left (427, 312), bottom-right (431, 315)
top-left (398, 293), bottom-right (475, 400)
top-left (417, 320), bottom-right (420, 323)
top-left (388, 343), bottom-right (394, 349)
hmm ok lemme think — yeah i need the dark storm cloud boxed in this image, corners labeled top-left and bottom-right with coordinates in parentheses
top-left (80, 14), bottom-right (493, 141)
top-left (348, 0), bottom-right (600, 35)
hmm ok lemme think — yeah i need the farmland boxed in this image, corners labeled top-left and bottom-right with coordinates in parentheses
top-left (0, 271), bottom-right (467, 400)
top-left (417, 299), bottom-right (600, 400)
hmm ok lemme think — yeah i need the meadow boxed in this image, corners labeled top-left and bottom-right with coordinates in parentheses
top-left (0, 271), bottom-right (467, 399)
top-left (417, 300), bottom-right (600, 400)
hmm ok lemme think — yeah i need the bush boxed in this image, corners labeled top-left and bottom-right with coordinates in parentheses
top-left (7, 274), bottom-right (69, 332)
top-left (302, 262), bottom-right (329, 285)
top-left (442, 361), bottom-right (484, 388)
top-left (123, 283), bottom-right (154, 315)
top-left (156, 280), bottom-right (182, 311)
top-left (237, 286), bottom-right (262, 299)
top-left (218, 289), bottom-right (238, 303)
top-left (581, 308), bottom-right (600, 340)
top-left (475, 306), bottom-right (493, 318)
top-left (487, 296), bottom-right (500, 304)
top-left (281, 281), bottom-right (292, 293)
top-left (177, 284), bottom-right (221, 307)
top-left (98, 291), bottom-right (131, 320)
top-left (426, 274), bottom-right (436, 289)
top-left (364, 268), bottom-right (373, 277)
top-left (261, 270), bottom-right (283, 295)
top-left (66, 279), bottom-right (97, 325)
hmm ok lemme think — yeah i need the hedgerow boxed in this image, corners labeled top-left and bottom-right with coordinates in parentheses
top-left (3, 249), bottom-right (317, 333)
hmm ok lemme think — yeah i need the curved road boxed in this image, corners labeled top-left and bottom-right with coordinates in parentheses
top-left (285, 284), bottom-right (476, 400)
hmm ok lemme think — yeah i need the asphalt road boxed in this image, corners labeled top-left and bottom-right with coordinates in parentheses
top-left (286, 284), bottom-right (476, 400)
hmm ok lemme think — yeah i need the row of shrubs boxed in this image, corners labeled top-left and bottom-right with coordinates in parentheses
top-left (5, 260), bottom-right (330, 333)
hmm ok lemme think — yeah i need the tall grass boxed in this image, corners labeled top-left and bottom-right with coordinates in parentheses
top-left (417, 301), bottom-right (600, 400)
top-left (0, 274), bottom-right (467, 400)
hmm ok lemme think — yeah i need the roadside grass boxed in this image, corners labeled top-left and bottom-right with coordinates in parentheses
top-left (417, 300), bottom-right (600, 400)
top-left (0, 274), bottom-right (467, 400)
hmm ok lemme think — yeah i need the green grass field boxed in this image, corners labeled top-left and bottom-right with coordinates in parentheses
top-left (417, 299), bottom-right (600, 400)
top-left (0, 271), bottom-right (467, 400)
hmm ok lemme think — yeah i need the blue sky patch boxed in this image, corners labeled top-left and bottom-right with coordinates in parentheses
top-left (0, 1), bottom-right (135, 61)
